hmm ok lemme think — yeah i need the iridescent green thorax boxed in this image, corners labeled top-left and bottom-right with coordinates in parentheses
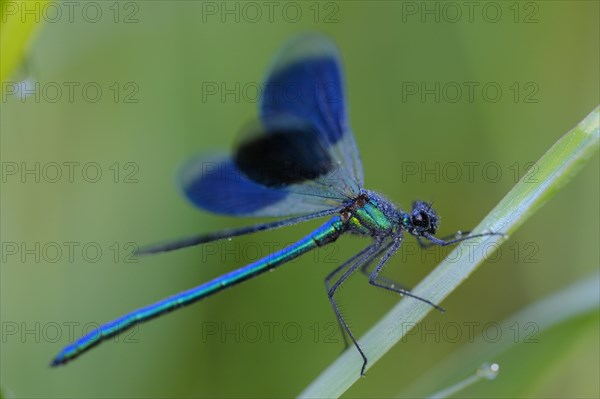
top-left (343, 192), bottom-right (397, 236)
top-left (354, 202), bottom-right (393, 230)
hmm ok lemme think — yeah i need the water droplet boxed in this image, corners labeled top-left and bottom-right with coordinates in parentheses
top-left (477, 362), bottom-right (500, 380)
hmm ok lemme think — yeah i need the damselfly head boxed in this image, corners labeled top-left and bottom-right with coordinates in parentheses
top-left (405, 201), bottom-right (439, 236)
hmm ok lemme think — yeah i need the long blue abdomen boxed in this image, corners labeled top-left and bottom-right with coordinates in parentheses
top-left (52, 216), bottom-right (344, 366)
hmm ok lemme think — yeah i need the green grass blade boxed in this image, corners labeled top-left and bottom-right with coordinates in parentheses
top-left (406, 271), bottom-right (599, 397)
top-left (299, 106), bottom-right (599, 399)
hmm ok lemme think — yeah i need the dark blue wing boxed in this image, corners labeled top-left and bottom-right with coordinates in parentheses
top-left (261, 33), bottom-right (364, 190)
top-left (180, 34), bottom-right (363, 217)
top-left (233, 118), bottom-right (335, 188)
top-left (180, 154), bottom-right (346, 217)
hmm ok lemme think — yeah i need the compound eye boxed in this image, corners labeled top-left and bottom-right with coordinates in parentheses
top-left (413, 211), bottom-right (430, 228)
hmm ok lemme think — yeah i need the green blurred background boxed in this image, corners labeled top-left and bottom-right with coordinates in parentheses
top-left (1, 1), bottom-right (598, 398)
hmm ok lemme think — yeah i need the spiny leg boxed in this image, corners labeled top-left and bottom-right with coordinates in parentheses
top-left (324, 246), bottom-right (372, 350)
top-left (327, 243), bottom-right (387, 376)
top-left (360, 257), bottom-right (409, 293)
top-left (419, 231), bottom-right (503, 248)
top-left (325, 245), bottom-right (378, 291)
top-left (378, 231), bottom-right (504, 308)
top-left (416, 231), bottom-right (470, 249)
top-left (325, 243), bottom-right (389, 350)
top-left (368, 238), bottom-right (445, 313)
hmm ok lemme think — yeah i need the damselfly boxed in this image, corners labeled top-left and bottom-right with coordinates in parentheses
top-left (52, 33), bottom-right (499, 375)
